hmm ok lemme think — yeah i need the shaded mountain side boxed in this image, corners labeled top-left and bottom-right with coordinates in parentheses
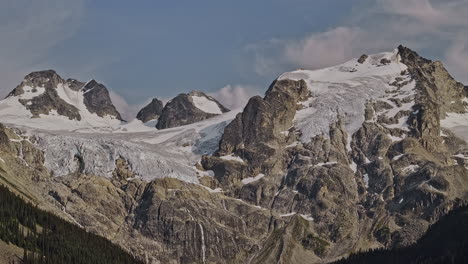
top-left (136, 98), bottom-right (164, 122)
top-left (333, 203), bottom-right (468, 264)
top-left (82, 80), bottom-right (123, 121)
top-left (156, 91), bottom-right (229, 129)
top-left (0, 184), bottom-right (143, 264)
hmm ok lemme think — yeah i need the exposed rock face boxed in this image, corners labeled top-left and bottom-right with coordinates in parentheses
top-left (398, 45), bottom-right (466, 150)
top-left (203, 79), bottom-right (309, 185)
top-left (82, 80), bottom-right (123, 121)
top-left (357, 54), bottom-right (368, 64)
top-left (156, 91), bottom-right (229, 129)
top-left (136, 98), bottom-right (164, 122)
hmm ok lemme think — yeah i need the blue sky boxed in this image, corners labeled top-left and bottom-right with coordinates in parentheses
top-left (1, 0), bottom-right (467, 118)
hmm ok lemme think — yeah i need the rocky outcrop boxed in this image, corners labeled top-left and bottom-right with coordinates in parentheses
top-left (7, 70), bottom-right (64, 97)
top-left (136, 98), bottom-right (164, 122)
top-left (398, 45), bottom-right (466, 150)
top-left (156, 91), bottom-right (229, 129)
top-left (206, 79), bottom-right (309, 182)
top-left (357, 54), bottom-right (368, 64)
top-left (82, 80), bottom-right (123, 121)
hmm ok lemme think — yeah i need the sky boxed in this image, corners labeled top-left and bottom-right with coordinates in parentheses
top-left (1, 0), bottom-right (467, 120)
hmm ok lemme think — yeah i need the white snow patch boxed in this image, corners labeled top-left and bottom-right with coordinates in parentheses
top-left (349, 161), bottom-right (357, 173)
top-left (315, 161), bottom-right (338, 167)
top-left (363, 174), bottom-right (369, 188)
top-left (191, 95), bottom-right (222, 114)
top-left (280, 212), bottom-right (297, 217)
top-left (220, 154), bottom-right (245, 163)
top-left (392, 154), bottom-right (404, 161)
top-left (388, 134), bottom-right (405, 142)
top-left (452, 154), bottom-right (468, 159)
top-left (201, 185), bottom-right (223, 193)
top-left (384, 115), bottom-right (410, 131)
top-left (242, 173), bottom-right (265, 185)
top-left (402, 165), bottom-right (419, 173)
top-left (299, 214), bottom-right (314, 221)
top-left (19, 86), bottom-right (46, 100)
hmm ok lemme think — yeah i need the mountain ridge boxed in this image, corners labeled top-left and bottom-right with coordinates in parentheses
top-left (0, 46), bottom-right (466, 263)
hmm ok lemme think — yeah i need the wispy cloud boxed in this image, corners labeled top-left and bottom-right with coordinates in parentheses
top-left (0, 0), bottom-right (85, 97)
top-left (209, 84), bottom-right (260, 110)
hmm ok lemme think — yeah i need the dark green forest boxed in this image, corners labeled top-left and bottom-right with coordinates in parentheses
top-left (0, 184), bottom-right (143, 264)
top-left (333, 204), bottom-right (468, 264)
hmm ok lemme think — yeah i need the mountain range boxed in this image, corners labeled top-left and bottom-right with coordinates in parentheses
top-left (0, 45), bottom-right (466, 263)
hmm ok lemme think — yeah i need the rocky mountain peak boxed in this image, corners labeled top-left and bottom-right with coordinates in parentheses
top-left (81, 80), bottom-right (123, 121)
top-left (156, 90), bottom-right (229, 129)
top-left (136, 98), bottom-right (164, 123)
top-left (0, 70), bottom-right (123, 126)
top-left (65, 78), bottom-right (85, 91)
top-left (6, 70), bottom-right (64, 98)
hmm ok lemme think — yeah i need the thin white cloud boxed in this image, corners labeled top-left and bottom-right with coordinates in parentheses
top-left (444, 33), bottom-right (468, 84)
top-left (109, 90), bottom-right (152, 121)
top-left (284, 27), bottom-right (366, 70)
top-left (209, 85), bottom-right (259, 110)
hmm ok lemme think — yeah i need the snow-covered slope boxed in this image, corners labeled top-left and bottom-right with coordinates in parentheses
top-left (191, 94), bottom-right (223, 114)
top-left (279, 49), bottom-right (413, 143)
top-left (441, 100), bottom-right (468, 142)
top-left (12, 108), bottom-right (240, 183)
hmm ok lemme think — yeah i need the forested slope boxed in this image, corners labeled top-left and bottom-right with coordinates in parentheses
top-left (0, 184), bottom-right (143, 264)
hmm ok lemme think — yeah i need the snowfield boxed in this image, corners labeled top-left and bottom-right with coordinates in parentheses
top-left (191, 95), bottom-right (223, 114)
top-left (279, 49), bottom-right (410, 143)
top-left (12, 109), bottom-right (240, 183)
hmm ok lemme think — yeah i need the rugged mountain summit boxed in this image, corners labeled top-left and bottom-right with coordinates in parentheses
top-left (136, 98), bottom-right (164, 122)
top-left (82, 80), bottom-right (123, 120)
top-left (0, 70), bottom-right (123, 129)
top-left (0, 46), bottom-right (466, 264)
top-left (156, 91), bottom-right (229, 129)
